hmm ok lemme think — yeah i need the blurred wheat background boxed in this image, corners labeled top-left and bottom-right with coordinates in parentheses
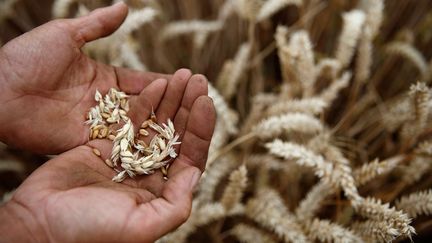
top-left (2, 0), bottom-right (432, 242)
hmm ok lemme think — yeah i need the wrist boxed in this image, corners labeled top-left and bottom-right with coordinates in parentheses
top-left (0, 199), bottom-right (48, 242)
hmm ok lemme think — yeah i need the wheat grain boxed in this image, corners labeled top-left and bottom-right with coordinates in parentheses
top-left (104, 159), bottom-right (113, 168)
top-left (92, 148), bottom-right (101, 157)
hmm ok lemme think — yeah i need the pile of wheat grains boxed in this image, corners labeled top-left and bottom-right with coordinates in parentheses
top-left (86, 88), bottom-right (180, 182)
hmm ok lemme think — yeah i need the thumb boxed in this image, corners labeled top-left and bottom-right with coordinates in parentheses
top-left (161, 166), bottom-right (201, 209)
top-left (127, 166), bottom-right (201, 241)
top-left (71, 2), bottom-right (128, 47)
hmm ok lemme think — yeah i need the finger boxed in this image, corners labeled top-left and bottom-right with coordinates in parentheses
top-left (128, 78), bottom-right (168, 128)
top-left (172, 96), bottom-right (216, 173)
top-left (71, 2), bottom-right (128, 47)
top-left (125, 166), bottom-right (201, 242)
top-left (115, 66), bottom-right (172, 94)
top-left (155, 69), bottom-right (192, 123)
top-left (173, 74), bottom-right (208, 140)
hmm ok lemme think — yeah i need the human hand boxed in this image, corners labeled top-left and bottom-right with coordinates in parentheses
top-left (0, 2), bottom-right (175, 154)
top-left (0, 85), bottom-right (215, 242)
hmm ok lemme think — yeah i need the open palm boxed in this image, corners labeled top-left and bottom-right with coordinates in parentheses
top-left (6, 142), bottom-right (208, 243)
top-left (0, 3), bottom-right (190, 155)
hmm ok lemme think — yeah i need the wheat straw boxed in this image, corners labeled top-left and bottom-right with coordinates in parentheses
top-left (386, 42), bottom-right (429, 80)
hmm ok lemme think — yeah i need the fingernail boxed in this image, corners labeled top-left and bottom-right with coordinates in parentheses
top-left (189, 168), bottom-right (201, 191)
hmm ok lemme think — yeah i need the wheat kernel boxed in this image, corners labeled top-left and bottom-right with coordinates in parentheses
top-left (92, 148), bottom-right (101, 157)
top-left (93, 124), bottom-right (105, 130)
top-left (91, 129), bottom-right (99, 139)
top-left (102, 112), bottom-right (110, 119)
top-left (108, 134), bottom-right (116, 141)
top-left (158, 137), bottom-right (166, 150)
top-left (139, 129), bottom-right (149, 136)
top-left (107, 117), bottom-right (116, 123)
top-left (104, 159), bottom-right (114, 168)
top-left (141, 120), bottom-right (150, 128)
top-left (119, 109), bottom-right (127, 116)
top-left (120, 99), bottom-right (127, 109)
top-left (137, 140), bottom-right (148, 147)
top-left (100, 127), bottom-right (108, 137)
